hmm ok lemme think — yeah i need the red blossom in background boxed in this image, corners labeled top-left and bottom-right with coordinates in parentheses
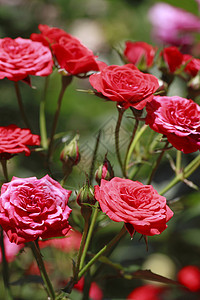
top-left (0, 125), bottom-right (40, 160)
top-left (145, 96), bottom-right (200, 153)
top-left (161, 46), bottom-right (200, 77)
top-left (178, 265), bottom-right (200, 292)
top-left (0, 37), bottom-right (53, 81)
top-left (89, 64), bottom-right (159, 109)
top-left (31, 24), bottom-right (106, 75)
top-left (74, 277), bottom-right (103, 300)
top-left (39, 230), bottom-right (82, 252)
top-left (162, 46), bottom-right (184, 73)
top-left (124, 41), bottom-right (156, 69)
top-left (0, 233), bottom-right (23, 263)
top-left (0, 175), bottom-right (72, 244)
top-left (95, 177), bottom-right (173, 237)
top-left (127, 285), bottom-right (164, 300)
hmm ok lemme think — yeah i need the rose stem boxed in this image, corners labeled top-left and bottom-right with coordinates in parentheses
top-left (160, 153), bottom-right (200, 196)
top-left (78, 225), bottom-right (127, 280)
top-left (176, 150), bottom-right (182, 175)
top-left (40, 76), bottom-right (49, 150)
top-left (74, 208), bottom-right (91, 280)
top-left (115, 106), bottom-right (126, 176)
top-left (0, 160), bottom-right (13, 300)
top-left (79, 202), bottom-right (99, 271)
top-left (123, 109), bottom-right (139, 178)
top-left (147, 141), bottom-right (169, 185)
top-left (89, 130), bottom-right (101, 183)
top-left (125, 124), bottom-right (148, 176)
top-left (0, 159), bottom-right (9, 182)
top-left (14, 82), bottom-right (32, 130)
top-left (29, 240), bottom-right (56, 300)
top-left (47, 75), bottom-right (73, 162)
top-left (0, 228), bottom-right (13, 300)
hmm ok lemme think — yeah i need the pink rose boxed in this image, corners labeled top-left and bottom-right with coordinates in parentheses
top-left (94, 177), bottom-right (173, 237)
top-left (0, 233), bottom-right (23, 263)
top-left (0, 175), bottom-right (72, 244)
top-left (145, 96), bottom-right (200, 153)
top-left (89, 64), bottom-right (159, 109)
top-left (0, 37), bottom-right (53, 81)
top-left (178, 265), bottom-right (200, 292)
top-left (0, 124), bottom-right (40, 160)
top-left (149, 3), bottom-right (200, 47)
top-left (31, 24), bottom-right (105, 75)
top-left (124, 41), bottom-right (156, 69)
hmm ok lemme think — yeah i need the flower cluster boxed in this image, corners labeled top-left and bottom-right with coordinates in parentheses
top-left (0, 17), bottom-right (199, 300)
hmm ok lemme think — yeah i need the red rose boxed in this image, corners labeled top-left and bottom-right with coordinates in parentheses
top-left (0, 37), bottom-right (53, 81)
top-left (145, 96), bottom-right (200, 153)
top-left (94, 177), bottom-right (173, 237)
top-left (89, 64), bottom-right (159, 109)
top-left (0, 125), bottom-right (40, 160)
top-left (124, 41), bottom-right (156, 68)
top-left (30, 24), bottom-right (72, 47)
top-left (0, 175), bottom-right (72, 244)
top-left (183, 54), bottom-right (200, 77)
top-left (31, 24), bottom-right (105, 75)
top-left (162, 46), bottom-right (183, 73)
top-left (177, 265), bottom-right (200, 292)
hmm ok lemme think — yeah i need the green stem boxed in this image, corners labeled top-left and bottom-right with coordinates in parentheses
top-left (125, 124), bottom-right (148, 175)
top-left (29, 241), bottom-right (55, 299)
top-left (123, 116), bottom-right (139, 178)
top-left (78, 225), bottom-right (127, 280)
top-left (0, 159), bottom-right (9, 182)
top-left (160, 154), bottom-right (200, 195)
top-left (14, 82), bottom-right (32, 130)
top-left (79, 202), bottom-right (99, 271)
top-left (147, 141), bottom-right (169, 185)
top-left (0, 228), bottom-right (13, 300)
top-left (75, 214), bottom-right (90, 279)
top-left (115, 106), bottom-right (125, 176)
top-left (89, 131), bottom-right (101, 183)
top-left (47, 75), bottom-right (73, 161)
top-left (40, 76), bottom-right (49, 150)
top-left (176, 150), bottom-right (182, 175)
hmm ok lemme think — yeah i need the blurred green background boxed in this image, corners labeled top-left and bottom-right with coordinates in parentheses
top-left (0, 0), bottom-right (200, 299)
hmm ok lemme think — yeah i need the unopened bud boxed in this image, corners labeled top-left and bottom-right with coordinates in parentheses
top-left (95, 155), bottom-right (114, 185)
top-left (76, 183), bottom-right (96, 207)
top-left (60, 134), bottom-right (80, 172)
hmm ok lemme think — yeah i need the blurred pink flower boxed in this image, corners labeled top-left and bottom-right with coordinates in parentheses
top-left (149, 3), bottom-right (200, 47)
top-left (0, 233), bottom-right (23, 263)
top-left (39, 229), bottom-right (82, 252)
top-left (196, 0), bottom-right (200, 11)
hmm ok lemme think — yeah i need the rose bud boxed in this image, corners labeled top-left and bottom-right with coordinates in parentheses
top-left (76, 183), bottom-right (96, 207)
top-left (60, 134), bottom-right (80, 171)
top-left (95, 155), bottom-right (114, 185)
top-left (76, 183), bottom-right (96, 220)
